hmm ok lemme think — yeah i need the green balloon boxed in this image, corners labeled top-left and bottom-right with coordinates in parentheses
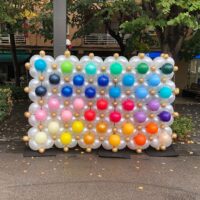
top-left (161, 63), bottom-right (173, 74)
top-left (85, 62), bottom-right (97, 75)
top-left (110, 62), bottom-right (123, 75)
top-left (136, 63), bottom-right (149, 74)
top-left (61, 61), bottom-right (73, 73)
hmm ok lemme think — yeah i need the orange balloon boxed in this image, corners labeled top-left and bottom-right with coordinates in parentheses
top-left (146, 122), bottom-right (158, 134)
top-left (134, 133), bottom-right (147, 146)
top-left (122, 122), bottom-right (134, 135)
top-left (83, 133), bottom-right (95, 145)
top-left (96, 122), bottom-right (108, 134)
top-left (109, 134), bottom-right (121, 147)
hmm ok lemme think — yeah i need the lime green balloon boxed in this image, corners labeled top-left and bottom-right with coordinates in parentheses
top-left (85, 62), bottom-right (97, 75)
top-left (61, 60), bottom-right (73, 74)
top-left (136, 63), bottom-right (149, 74)
top-left (110, 62), bottom-right (123, 75)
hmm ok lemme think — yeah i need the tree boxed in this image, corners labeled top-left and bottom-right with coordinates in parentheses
top-left (0, 0), bottom-right (40, 86)
top-left (69, 0), bottom-right (154, 56)
top-left (122, 0), bottom-right (200, 59)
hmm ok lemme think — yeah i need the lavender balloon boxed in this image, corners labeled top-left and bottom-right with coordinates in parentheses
top-left (147, 99), bottom-right (160, 111)
top-left (158, 111), bottom-right (171, 122)
top-left (134, 111), bottom-right (147, 123)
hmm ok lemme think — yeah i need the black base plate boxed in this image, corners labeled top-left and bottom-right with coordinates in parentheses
top-left (144, 145), bottom-right (179, 157)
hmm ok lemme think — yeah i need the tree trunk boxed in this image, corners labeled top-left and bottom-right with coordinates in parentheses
top-left (9, 33), bottom-right (20, 86)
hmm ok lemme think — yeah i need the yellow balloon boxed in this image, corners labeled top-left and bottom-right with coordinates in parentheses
top-left (109, 134), bottom-right (121, 147)
top-left (122, 122), bottom-right (134, 135)
top-left (48, 121), bottom-right (60, 135)
top-left (34, 131), bottom-right (47, 144)
top-left (72, 120), bottom-right (84, 133)
top-left (60, 132), bottom-right (72, 145)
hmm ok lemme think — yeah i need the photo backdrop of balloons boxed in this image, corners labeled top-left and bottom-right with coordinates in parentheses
top-left (24, 51), bottom-right (178, 153)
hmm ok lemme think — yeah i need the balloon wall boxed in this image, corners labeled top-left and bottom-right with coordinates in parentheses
top-left (23, 51), bottom-right (179, 153)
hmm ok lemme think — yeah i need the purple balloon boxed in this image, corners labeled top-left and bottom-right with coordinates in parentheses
top-left (147, 99), bottom-right (160, 111)
top-left (158, 111), bottom-right (171, 122)
top-left (134, 111), bottom-right (147, 123)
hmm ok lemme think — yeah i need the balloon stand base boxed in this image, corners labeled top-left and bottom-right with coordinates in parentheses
top-left (144, 145), bottom-right (178, 157)
top-left (98, 148), bottom-right (132, 159)
top-left (23, 146), bottom-right (57, 157)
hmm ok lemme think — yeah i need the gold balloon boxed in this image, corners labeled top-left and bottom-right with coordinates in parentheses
top-left (122, 122), bottom-right (134, 135)
top-left (96, 122), bottom-right (108, 134)
top-left (109, 134), bottom-right (121, 147)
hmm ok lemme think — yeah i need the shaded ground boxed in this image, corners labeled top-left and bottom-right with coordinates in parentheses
top-left (0, 152), bottom-right (200, 200)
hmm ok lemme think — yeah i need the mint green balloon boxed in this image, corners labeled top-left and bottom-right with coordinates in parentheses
top-left (159, 87), bottom-right (172, 98)
top-left (61, 61), bottom-right (73, 74)
top-left (110, 62), bottom-right (123, 75)
top-left (85, 62), bottom-right (97, 75)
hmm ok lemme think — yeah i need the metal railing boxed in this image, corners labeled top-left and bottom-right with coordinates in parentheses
top-left (0, 34), bottom-right (26, 45)
top-left (84, 33), bottom-right (117, 45)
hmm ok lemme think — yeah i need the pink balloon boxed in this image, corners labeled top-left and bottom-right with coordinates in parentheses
top-left (48, 97), bottom-right (60, 111)
top-left (35, 109), bottom-right (47, 122)
top-left (73, 98), bottom-right (85, 110)
top-left (61, 110), bottom-right (72, 122)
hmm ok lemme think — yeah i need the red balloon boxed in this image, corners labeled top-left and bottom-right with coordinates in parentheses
top-left (84, 110), bottom-right (96, 121)
top-left (109, 111), bottom-right (121, 123)
top-left (96, 98), bottom-right (108, 110)
top-left (122, 99), bottom-right (134, 111)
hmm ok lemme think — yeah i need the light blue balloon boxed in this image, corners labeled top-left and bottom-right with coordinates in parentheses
top-left (147, 74), bottom-right (161, 87)
top-left (159, 86), bottom-right (172, 98)
top-left (109, 86), bottom-right (121, 98)
top-left (122, 74), bottom-right (135, 86)
top-left (135, 86), bottom-right (148, 99)
top-left (85, 62), bottom-right (97, 75)
top-left (34, 59), bottom-right (47, 72)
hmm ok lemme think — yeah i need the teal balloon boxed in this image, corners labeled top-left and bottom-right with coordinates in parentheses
top-left (159, 87), bottom-right (172, 98)
top-left (85, 62), bottom-right (97, 75)
top-left (110, 62), bottom-right (123, 75)
top-left (34, 59), bottom-right (47, 72)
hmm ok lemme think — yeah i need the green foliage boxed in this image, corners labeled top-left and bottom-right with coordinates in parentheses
top-left (180, 30), bottom-right (200, 60)
top-left (0, 85), bottom-right (28, 100)
top-left (171, 116), bottom-right (193, 139)
top-left (0, 88), bottom-right (13, 122)
top-left (0, 0), bottom-right (41, 33)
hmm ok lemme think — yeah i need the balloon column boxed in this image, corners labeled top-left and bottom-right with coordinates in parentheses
top-left (23, 51), bottom-right (179, 153)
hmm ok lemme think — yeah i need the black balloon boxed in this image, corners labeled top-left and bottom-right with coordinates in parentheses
top-left (49, 74), bottom-right (60, 85)
top-left (35, 86), bottom-right (47, 97)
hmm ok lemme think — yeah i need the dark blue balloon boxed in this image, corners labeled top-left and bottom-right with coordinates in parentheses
top-left (61, 86), bottom-right (73, 97)
top-left (109, 86), bottom-right (121, 98)
top-left (49, 74), bottom-right (60, 85)
top-left (35, 86), bottom-right (47, 97)
top-left (98, 75), bottom-right (109, 87)
top-left (85, 86), bottom-right (96, 98)
top-left (73, 75), bottom-right (84, 86)
top-left (122, 74), bottom-right (135, 86)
